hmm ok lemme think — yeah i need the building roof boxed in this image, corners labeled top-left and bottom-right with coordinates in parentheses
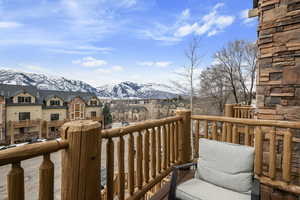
top-left (0, 84), bottom-right (99, 105)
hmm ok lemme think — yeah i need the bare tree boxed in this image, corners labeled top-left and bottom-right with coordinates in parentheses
top-left (171, 37), bottom-right (201, 113)
top-left (214, 40), bottom-right (257, 105)
top-left (199, 65), bottom-right (231, 113)
top-left (244, 42), bottom-right (257, 105)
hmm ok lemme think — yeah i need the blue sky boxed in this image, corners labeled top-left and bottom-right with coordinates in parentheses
top-left (0, 0), bottom-right (257, 86)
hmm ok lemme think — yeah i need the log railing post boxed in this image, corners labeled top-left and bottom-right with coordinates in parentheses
top-left (224, 104), bottom-right (234, 117)
top-left (61, 120), bottom-right (102, 200)
top-left (176, 109), bottom-right (191, 164)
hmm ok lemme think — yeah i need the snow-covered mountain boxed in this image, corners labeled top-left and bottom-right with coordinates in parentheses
top-left (97, 81), bottom-right (178, 99)
top-left (0, 69), bottom-right (178, 99)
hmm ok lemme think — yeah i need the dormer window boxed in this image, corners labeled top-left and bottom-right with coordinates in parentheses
top-left (50, 100), bottom-right (60, 106)
top-left (90, 100), bottom-right (98, 106)
top-left (18, 96), bottom-right (31, 103)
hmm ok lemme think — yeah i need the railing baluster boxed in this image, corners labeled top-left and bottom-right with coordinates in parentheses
top-left (244, 125), bottom-right (250, 146)
top-left (226, 123), bottom-right (232, 143)
top-left (170, 123), bottom-right (174, 165)
top-left (8, 162), bottom-right (24, 200)
top-left (172, 122), bottom-right (176, 163)
top-left (254, 126), bottom-right (263, 176)
top-left (144, 129), bottom-right (150, 183)
top-left (162, 125), bottom-right (167, 170)
top-left (107, 138), bottom-right (114, 200)
top-left (212, 121), bottom-right (217, 140)
top-left (174, 122), bottom-right (178, 162)
top-left (204, 120), bottom-right (208, 139)
top-left (128, 133), bottom-right (135, 195)
top-left (283, 128), bottom-right (293, 183)
top-left (39, 154), bottom-right (54, 200)
top-left (232, 124), bottom-right (238, 144)
top-left (151, 127), bottom-right (157, 179)
top-left (167, 124), bottom-right (170, 167)
top-left (221, 123), bottom-right (226, 142)
top-left (117, 136), bottom-right (125, 200)
top-left (195, 120), bottom-right (200, 158)
top-left (269, 127), bottom-right (276, 180)
top-left (136, 131), bottom-right (143, 191)
top-left (176, 121), bottom-right (180, 162)
top-left (157, 126), bottom-right (162, 173)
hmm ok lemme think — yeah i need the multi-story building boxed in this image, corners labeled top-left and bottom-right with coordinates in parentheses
top-left (0, 84), bottom-right (103, 144)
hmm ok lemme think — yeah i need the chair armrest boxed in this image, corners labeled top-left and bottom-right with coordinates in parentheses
top-left (168, 162), bottom-right (197, 200)
top-left (173, 162), bottom-right (197, 170)
top-left (251, 178), bottom-right (260, 200)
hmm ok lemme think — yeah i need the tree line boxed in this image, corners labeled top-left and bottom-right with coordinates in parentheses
top-left (173, 37), bottom-right (257, 114)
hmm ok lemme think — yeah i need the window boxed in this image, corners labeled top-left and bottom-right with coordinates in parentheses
top-left (91, 111), bottom-right (97, 117)
top-left (50, 127), bottom-right (57, 132)
top-left (90, 100), bottom-right (98, 106)
top-left (18, 96), bottom-right (31, 103)
top-left (50, 113), bottom-right (59, 121)
top-left (19, 112), bottom-right (30, 121)
top-left (50, 100), bottom-right (60, 106)
top-left (71, 102), bottom-right (85, 120)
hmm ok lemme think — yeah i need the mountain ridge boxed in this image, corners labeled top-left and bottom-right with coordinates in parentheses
top-left (0, 69), bottom-right (178, 99)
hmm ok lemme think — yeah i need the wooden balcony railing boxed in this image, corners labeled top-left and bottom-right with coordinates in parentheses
top-left (0, 110), bottom-right (191, 200)
top-left (224, 104), bottom-right (255, 119)
top-left (100, 110), bottom-right (190, 200)
top-left (192, 115), bottom-right (300, 196)
top-left (1, 109), bottom-right (300, 200)
top-left (0, 140), bottom-right (68, 200)
top-left (233, 105), bottom-right (255, 119)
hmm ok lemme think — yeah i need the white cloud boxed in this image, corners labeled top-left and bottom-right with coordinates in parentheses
top-left (138, 61), bottom-right (172, 68)
top-left (240, 9), bottom-right (256, 25)
top-left (112, 65), bottom-right (124, 71)
top-left (72, 57), bottom-right (107, 67)
top-left (141, 3), bottom-right (235, 43)
top-left (0, 21), bottom-right (23, 28)
top-left (95, 65), bottom-right (124, 74)
top-left (181, 9), bottom-right (190, 19)
top-left (175, 3), bottom-right (235, 37)
top-left (48, 45), bottom-right (113, 55)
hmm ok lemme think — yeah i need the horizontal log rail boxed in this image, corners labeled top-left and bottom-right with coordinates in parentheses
top-left (0, 139), bottom-right (69, 200)
top-left (101, 116), bottom-right (183, 138)
top-left (192, 115), bottom-right (300, 129)
top-left (192, 114), bottom-right (300, 196)
top-left (0, 140), bottom-right (68, 166)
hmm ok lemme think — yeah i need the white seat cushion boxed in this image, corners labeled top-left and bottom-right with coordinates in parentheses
top-left (196, 139), bottom-right (255, 193)
top-left (176, 178), bottom-right (251, 200)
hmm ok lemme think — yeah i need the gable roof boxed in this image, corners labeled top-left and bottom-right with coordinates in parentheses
top-left (0, 84), bottom-right (99, 105)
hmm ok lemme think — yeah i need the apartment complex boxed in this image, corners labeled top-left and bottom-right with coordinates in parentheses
top-left (0, 84), bottom-right (103, 144)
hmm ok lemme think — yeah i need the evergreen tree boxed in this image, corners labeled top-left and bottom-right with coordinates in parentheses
top-left (102, 103), bottom-right (112, 126)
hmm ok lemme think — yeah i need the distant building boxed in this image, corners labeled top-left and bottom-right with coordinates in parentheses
top-left (0, 84), bottom-right (103, 144)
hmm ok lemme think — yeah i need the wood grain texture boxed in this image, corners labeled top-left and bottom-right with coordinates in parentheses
top-left (7, 162), bottom-right (24, 200)
top-left (39, 154), bottom-right (54, 200)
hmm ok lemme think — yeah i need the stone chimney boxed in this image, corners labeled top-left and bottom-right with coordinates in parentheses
top-left (249, 0), bottom-right (300, 121)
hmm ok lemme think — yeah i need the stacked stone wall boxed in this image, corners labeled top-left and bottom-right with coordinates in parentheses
top-left (256, 0), bottom-right (300, 121)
